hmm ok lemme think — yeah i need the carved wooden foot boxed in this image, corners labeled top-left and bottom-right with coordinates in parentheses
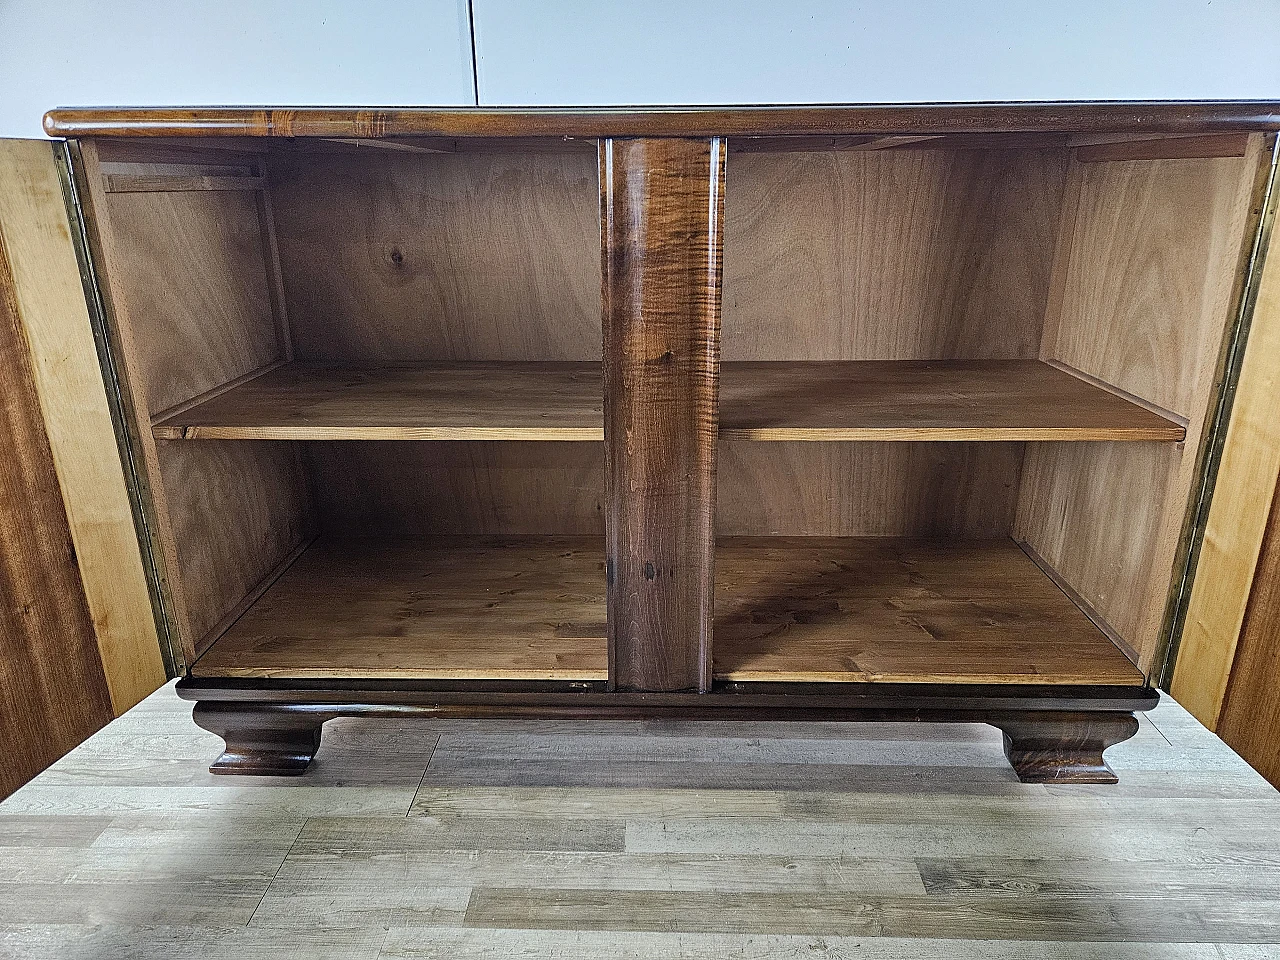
top-left (192, 702), bottom-right (326, 776)
top-left (991, 711), bottom-right (1139, 784)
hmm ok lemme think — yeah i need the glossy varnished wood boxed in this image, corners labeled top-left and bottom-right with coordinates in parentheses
top-left (602, 138), bottom-right (724, 693)
top-left (992, 712), bottom-right (1141, 784)
top-left (150, 359), bottom-right (1184, 443)
top-left (44, 102), bottom-right (1280, 139)
top-left (191, 701), bottom-right (324, 776)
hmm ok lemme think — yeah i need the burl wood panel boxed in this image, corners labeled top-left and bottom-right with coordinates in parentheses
top-left (1017, 141), bottom-right (1265, 671)
top-left (77, 141), bottom-right (313, 663)
top-left (0, 204), bottom-right (114, 799)
top-left (601, 138), bottom-right (724, 692)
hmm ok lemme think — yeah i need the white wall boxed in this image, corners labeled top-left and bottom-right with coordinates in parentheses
top-left (3, 0), bottom-right (1279, 140)
top-left (0, 0), bottom-right (475, 139)
top-left (474, 0), bottom-right (1280, 106)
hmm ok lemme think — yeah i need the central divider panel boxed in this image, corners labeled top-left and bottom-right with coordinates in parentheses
top-left (601, 137), bottom-right (726, 693)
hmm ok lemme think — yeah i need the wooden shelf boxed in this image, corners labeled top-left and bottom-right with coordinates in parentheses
top-left (719, 361), bottom-right (1184, 442)
top-left (153, 363), bottom-right (603, 441)
top-left (153, 359), bottom-right (1184, 443)
top-left (191, 536), bottom-right (1143, 686)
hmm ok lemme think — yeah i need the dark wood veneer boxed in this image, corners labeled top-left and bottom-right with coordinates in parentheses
top-left (178, 677), bottom-right (1154, 783)
top-left (602, 138), bottom-right (724, 692)
top-left (44, 102), bottom-right (1280, 140)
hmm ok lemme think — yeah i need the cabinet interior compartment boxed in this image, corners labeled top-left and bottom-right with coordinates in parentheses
top-left (76, 131), bottom-right (1266, 687)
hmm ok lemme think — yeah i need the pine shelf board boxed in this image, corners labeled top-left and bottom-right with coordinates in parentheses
top-left (153, 362), bottom-right (603, 441)
top-left (712, 537), bottom-right (1145, 685)
top-left (153, 360), bottom-right (1184, 443)
top-left (190, 537), bottom-right (609, 681)
top-left (191, 536), bottom-right (1144, 686)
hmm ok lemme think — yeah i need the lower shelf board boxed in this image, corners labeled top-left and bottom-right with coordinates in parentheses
top-left (189, 536), bottom-right (1145, 686)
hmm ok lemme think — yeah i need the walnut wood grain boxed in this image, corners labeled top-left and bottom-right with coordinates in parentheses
top-left (990, 711), bottom-right (1141, 783)
top-left (191, 701), bottom-right (325, 775)
top-left (75, 140), bottom-right (314, 666)
top-left (1016, 138), bottom-right (1266, 673)
top-left (602, 138), bottom-right (724, 693)
top-left (44, 102), bottom-right (1280, 139)
top-left (153, 362), bottom-right (603, 440)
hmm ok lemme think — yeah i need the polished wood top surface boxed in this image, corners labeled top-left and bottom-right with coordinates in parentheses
top-left (44, 101), bottom-right (1280, 139)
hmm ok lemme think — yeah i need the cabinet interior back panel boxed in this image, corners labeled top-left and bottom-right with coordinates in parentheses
top-left (280, 146), bottom-right (1065, 538)
top-left (269, 150), bottom-right (602, 363)
top-left (722, 148), bottom-right (1069, 361)
top-left (1017, 138), bottom-right (1266, 672)
top-left (307, 440), bottom-right (1023, 539)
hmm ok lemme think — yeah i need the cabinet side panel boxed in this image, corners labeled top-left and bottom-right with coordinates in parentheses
top-left (0, 140), bottom-right (164, 713)
top-left (0, 172), bottom-right (114, 797)
top-left (79, 142), bottom-right (312, 661)
top-left (1172, 151), bottom-right (1280, 725)
top-left (1017, 141), bottom-right (1265, 672)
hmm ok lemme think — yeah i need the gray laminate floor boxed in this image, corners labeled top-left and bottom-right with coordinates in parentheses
top-left (1, 683), bottom-right (1279, 958)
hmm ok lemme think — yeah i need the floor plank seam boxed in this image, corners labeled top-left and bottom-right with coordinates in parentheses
top-left (1144, 711), bottom-right (1179, 748)
top-left (406, 733), bottom-right (442, 817)
top-left (245, 817), bottom-right (308, 927)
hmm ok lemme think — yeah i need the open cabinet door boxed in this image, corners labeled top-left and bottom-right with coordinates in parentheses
top-left (0, 137), bottom-right (165, 798)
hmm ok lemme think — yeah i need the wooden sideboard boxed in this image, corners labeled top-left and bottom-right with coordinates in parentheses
top-left (43, 102), bottom-right (1280, 784)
